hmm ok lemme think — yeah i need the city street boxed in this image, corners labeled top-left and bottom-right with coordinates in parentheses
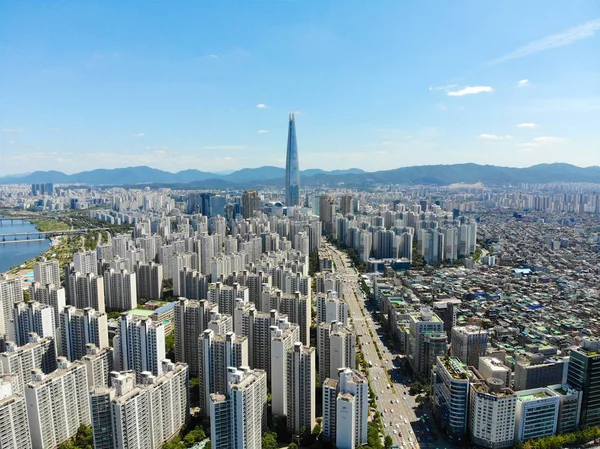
top-left (325, 244), bottom-right (423, 449)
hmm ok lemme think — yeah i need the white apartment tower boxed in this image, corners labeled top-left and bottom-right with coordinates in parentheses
top-left (25, 358), bottom-right (90, 449)
top-left (323, 368), bottom-right (369, 449)
top-left (199, 330), bottom-right (248, 416)
top-left (13, 301), bottom-right (55, 347)
top-left (68, 271), bottom-right (106, 313)
top-left (103, 268), bottom-right (137, 311)
top-left (269, 290), bottom-right (311, 346)
top-left (0, 334), bottom-right (57, 393)
top-left (286, 342), bottom-right (316, 434)
top-left (82, 343), bottom-right (113, 388)
top-left (114, 314), bottom-right (166, 380)
top-left (28, 282), bottom-right (66, 331)
top-left (0, 375), bottom-right (32, 449)
top-left (0, 276), bottom-right (23, 343)
top-left (91, 361), bottom-right (189, 449)
top-left (270, 318), bottom-right (300, 416)
top-left (208, 282), bottom-right (249, 316)
top-left (33, 258), bottom-right (60, 286)
top-left (209, 367), bottom-right (267, 449)
top-left (316, 290), bottom-right (348, 325)
top-left (318, 320), bottom-right (356, 382)
top-left (60, 306), bottom-right (109, 361)
top-left (73, 249), bottom-right (98, 275)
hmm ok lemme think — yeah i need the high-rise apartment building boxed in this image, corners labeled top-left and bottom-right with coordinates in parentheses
top-left (268, 290), bottom-right (311, 346)
top-left (33, 258), bottom-right (60, 286)
top-left (340, 194), bottom-right (354, 216)
top-left (322, 368), bottom-right (368, 449)
top-left (209, 367), bottom-right (267, 449)
top-left (317, 320), bottom-right (356, 382)
top-left (286, 342), bottom-right (315, 434)
top-left (285, 113), bottom-right (300, 207)
top-left (0, 334), bottom-right (57, 393)
top-left (103, 268), bottom-right (137, 311)
top-left (432, 356), bottom-right (471, 442)
top-left (82, 343), bottom-right (113, 388)
top-left (60, 306), bottom-right (109, 361)
top-left (242, 190), bottom-right (261, 219)
top-left (198, 329), bottom-right (248, 416)
top-left (13, 301), bottom-right (55, 347)
top-left (174, 298), bottom-right (217, 376)
top-left (567, 338), bottom-right (600, 427)
top-left (114, 314), bottom-right (166, 380)
top-left (208, 282), bottom-right (249, 316)
top-left (270, 318), bottom-right (300, 416)
top-left (316, 291), bottom-right (348, 325)
top-left (28, 282), bottom-right (66, 330)
top-left (90, 361), bottom-right (189, 449)
top-left (0, 276), bottom-right (23, 342)
top-left (25, 358), bottom-right (91, 449)
top-left (451, 325), bottom-right (488, 368)
top-left (319, 195), bottom-right (336, 235)
top-left (73, 249), bottom-right (98, 275)
top-left (0, 375), bottom-right (32, 449)
top-left (136, 261), bottom-right (163, 300)
top-left (67, 271), bottom-right (106, 313)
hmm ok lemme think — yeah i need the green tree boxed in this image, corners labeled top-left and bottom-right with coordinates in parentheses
top-left (189, 377), bottom-right (200, 405)
top-left (261, 431), bottom-right (278, 449)
top-left (183, 426), bottom-right (205, 447)
top-left (384, 435), bottom-right (393, 449)
top-left (288, 443), bottom-right (298, 449)
top-left (165, 333), bottom-right (175, 359)
top-left (162, 436), bottom-right (185, 449)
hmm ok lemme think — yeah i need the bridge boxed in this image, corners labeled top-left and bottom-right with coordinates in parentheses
top-left (0, 217), bottom-right (30, 225)
top-left (0, 228), bottom-right (110, 244)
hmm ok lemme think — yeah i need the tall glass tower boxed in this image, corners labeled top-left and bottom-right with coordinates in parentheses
top-left (285, 113), bottom-right (300, 206)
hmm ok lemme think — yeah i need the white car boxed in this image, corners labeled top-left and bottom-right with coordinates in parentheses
top-left (396, 399), bottom-right (400, 403)
top-left (404, 418), bottom-right (408, 424)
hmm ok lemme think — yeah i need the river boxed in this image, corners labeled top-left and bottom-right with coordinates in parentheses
top-left (0, 217), bottom-right (52, 273)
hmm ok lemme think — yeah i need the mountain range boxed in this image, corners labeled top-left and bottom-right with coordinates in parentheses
top-left (1, 163), bottom-right (599, 188)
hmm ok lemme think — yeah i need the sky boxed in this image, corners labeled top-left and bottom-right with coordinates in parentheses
top-left (1, 1), bottom-right (599, 175)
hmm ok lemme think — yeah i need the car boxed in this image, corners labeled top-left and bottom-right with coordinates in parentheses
top-left (398, 431), bottom-right (403, 437)
top-left (396, 399), bottom-right (400, 403)
top-left (404, 418), bottom-right (408, 424)
top-left (384, 408), bottom-right (388, 413)
top-left (409, 429), bottom-right (414, 434)
top-left (391, 409), bottom-right (394, 413)
top-left (403, 396), bottom-right (406, 400)
top-left (391, 400), bottom-right (394, 404)
top-left (396, 423), bottom-right (400, 429)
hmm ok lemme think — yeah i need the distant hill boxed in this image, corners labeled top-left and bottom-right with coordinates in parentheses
top-left (1, 163), bottom-right (599, 187)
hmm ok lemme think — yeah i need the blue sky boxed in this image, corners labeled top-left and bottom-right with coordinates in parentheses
top-left (1, 1), bottom-right (599, 175)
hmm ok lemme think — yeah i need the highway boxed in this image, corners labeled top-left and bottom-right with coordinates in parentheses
top-left (326, 243), bottom-right (421, 449)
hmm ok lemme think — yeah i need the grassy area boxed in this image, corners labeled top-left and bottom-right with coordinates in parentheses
top-left (29, 218), bottom-right (71, 232)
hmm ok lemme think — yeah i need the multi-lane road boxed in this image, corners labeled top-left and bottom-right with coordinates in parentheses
top-left (326, 244), bottom-right (422, 449)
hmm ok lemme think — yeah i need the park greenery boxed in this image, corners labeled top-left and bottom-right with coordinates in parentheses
top-left (514, 426), bottom-right (600, 449)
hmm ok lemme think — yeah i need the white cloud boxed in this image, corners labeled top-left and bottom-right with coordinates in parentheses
top-left (209, 54), bottom-right (219, 59)
top-left (49, 127), bottom-right (62, 132)
top-left (533, 136), bottom-right (565, 144)
top-left (133, 133), bottom-right (145, 137)
top-left (489, 18), bottom-right (600, 65)
top-left (518, 79), bottom-right (529, 87)
top-left (447, 86), bottom-right (493, 96)
top-left (516, 136), bottom-right (566, 148)
top-left (257, 130), bottom-right (269, 134)
top-left (517, 122), bottom-right (539, 128)
top-left (436, 103), bottom-right (448, 111)
top-left (256, 103), bottom-right (267, 108)
top-left (479, 134), bottom-right (514, 140)
top-left (1, 128), bottom-right (24, 133)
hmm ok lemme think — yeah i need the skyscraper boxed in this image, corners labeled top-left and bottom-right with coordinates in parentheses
top-left (285, 113), bottom-right (300, 207)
